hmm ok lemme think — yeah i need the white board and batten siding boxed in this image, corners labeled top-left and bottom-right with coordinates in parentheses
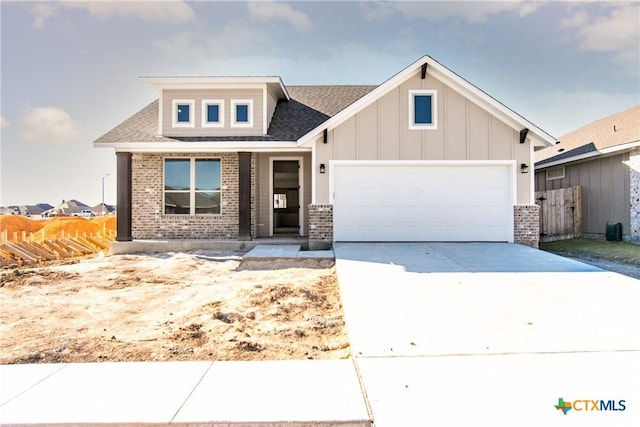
top-left (331, 161), bottom-right (515, 242)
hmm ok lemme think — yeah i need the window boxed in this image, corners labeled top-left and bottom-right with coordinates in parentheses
top-left (172, 99), bottom-right (195, 128)
top-left (546, 167), bottom-right (565, 181)
top-left (201, 99), bottom-right (224, 128)
top-left (231, 99), bottom-right (253, 127)
top-left (408, 90), bottom-right (437, 130)
top-left (164, 158), bottom-right (221, 215)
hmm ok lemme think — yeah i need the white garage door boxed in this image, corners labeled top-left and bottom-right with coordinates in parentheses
top-left (332, 161), bottom-right (514, 242)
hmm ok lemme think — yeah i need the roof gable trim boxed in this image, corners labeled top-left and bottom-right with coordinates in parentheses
top-left (297, 55), bottom-right (555, 148)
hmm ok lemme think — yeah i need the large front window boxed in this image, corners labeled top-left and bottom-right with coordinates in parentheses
top-left (164, 158), bottom-right (221, 215)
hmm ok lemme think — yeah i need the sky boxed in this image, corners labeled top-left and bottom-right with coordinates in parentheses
top-left (1, 0), bottom-right (639, 207)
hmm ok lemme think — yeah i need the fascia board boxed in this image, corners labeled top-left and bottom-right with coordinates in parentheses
top-left (535, 140), bottom-right (640, 169)
top-left (93, 141), bottom-right (308, 153)
top-left (140, 77), bottom-right (290, 100)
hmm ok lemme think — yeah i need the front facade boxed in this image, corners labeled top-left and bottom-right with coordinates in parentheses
top-left (535, 105), bottom-right (640, 242)
top-left (95, 56), bottom-right (555, 248)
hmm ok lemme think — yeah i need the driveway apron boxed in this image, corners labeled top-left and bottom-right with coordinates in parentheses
top-left (334, 243), bottom-right (640, 427)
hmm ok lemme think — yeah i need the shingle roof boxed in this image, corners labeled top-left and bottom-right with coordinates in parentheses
top-left (94, 85), bottom-right (376, 144)
top-left (535, 105), bottom-right (640, 166)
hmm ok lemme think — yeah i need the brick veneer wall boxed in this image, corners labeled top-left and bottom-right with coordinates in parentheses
top-left (131, 152), bottom-right (253, 239)
top-left (308, 204), bottom-right (333, 250)
top-left (630, 149), bottom-right (640, 243)
top-left (514, 205), bottom-right (540, 248)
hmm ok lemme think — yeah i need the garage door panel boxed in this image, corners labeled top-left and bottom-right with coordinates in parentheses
top-left (333, 163), bottom-right (513, 242)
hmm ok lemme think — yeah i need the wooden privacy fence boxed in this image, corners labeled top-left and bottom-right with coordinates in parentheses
top-left (0, 228), bottom-right (115, 267)
top-left (535, 186), bottom-right (582, 242)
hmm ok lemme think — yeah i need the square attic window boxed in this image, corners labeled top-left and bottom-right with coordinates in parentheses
top-left (231, 99), bottom-right (253, 127)
top-left (172, 99), bottom-right (195, 128)
top-left (202, 99), bottom-right (224, 127)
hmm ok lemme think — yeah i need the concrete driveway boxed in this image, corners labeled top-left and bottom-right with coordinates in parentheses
top-left (334, 243), bottom-right (640, 427)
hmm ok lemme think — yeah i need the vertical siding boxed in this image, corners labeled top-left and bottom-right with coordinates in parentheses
top-left (357, 103), bottom-right (378, 159)
top-left (535, 154), bottom-right (630, 235)
top-left (162, 88), bottom-right (264, 137)
top-left (379, 88), bottom-right (401, 159)
top-left (320, 69), bottom-right (535, 204)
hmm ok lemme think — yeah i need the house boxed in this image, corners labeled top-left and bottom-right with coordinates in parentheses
top-left (44, 199), bottom-right (90, 217)
top-left (535, 105), bottom-right (640, 242)
top-left (94, 55), bottom-right (555, 249)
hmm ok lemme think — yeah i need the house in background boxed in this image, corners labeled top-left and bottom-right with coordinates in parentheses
top-left (43, 199), bottom-right (91, 217)
top-left (535, 105), bottom-right (640, 242)
top-left (95, 56), bottom-right (555, 249)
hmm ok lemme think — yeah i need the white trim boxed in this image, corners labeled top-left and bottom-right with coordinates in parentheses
top-left (231, 99), bottom-right (254, 128)
top-left (269, 156), bottom-right (304, 237)
top-left (95, 141), bottom-right (309, 153)
top-left (263, 86), bottom-right (268, 135)
top-left (201, 99), bottom-right (225, 128)
top-left (172, 99), bottom-right (195, 128)
top-left (140, 76), bottom-right (290, 100)
top-left (163, 157), bottom-right (222, 216)
top-left (408, 89), bottom-right (438, 130)
top-left (311, 141), bottom-right (317, 204)
top-left (536, 140), bottom-right (640, 169)
top-left (158, 88), bottom-right (163, 135)
top-left (297, 55), bottom-right (555, 149)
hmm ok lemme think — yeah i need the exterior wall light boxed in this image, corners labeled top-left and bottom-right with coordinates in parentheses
top-left (320, 163), bottom-right (326, 174)
top-left (521, 163), bottom-right (529, 173)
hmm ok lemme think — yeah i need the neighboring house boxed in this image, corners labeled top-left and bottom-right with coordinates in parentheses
top-left (95, 56), bottom-right (555, 249)
top-left (20, 203), bottom-right (54, 216)
top-left (535, 106), bottom-right (640, 242)
top-left (92, 203), bottom-right (115, 215)
top-left (44, 199), bottom-right (90, 217)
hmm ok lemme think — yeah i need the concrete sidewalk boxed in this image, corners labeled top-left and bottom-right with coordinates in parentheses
top-left (334, 243), bottom-right (640, 427)
top-left (0, 359), bottom-right (371, 426)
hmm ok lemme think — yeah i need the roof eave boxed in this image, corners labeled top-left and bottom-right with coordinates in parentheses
top-left (93, 141), bottom-right (308, 153)
top-left (535, 140), bottom-right (640, 169)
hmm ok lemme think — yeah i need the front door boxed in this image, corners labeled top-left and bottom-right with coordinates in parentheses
top-left (272, 160), bottom-right (300, 234)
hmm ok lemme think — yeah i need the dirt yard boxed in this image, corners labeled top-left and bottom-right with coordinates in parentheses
top-left (0, 251), bottom-right (349, 364)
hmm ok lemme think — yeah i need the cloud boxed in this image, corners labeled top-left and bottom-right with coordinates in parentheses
top-left (30, 0), bottom-right (195, 28)
top-left (19, 107), bottom-right (80, 144)
top-left (153, 31), bottom-right (202, 57)
top-left (0, 116), bottom-right (9, 128)
top-left (562, 3), bottom-right (639, 75)
top-left (247, 1), bottom-right (312, 31)
top-left (361, 1), bottom-right (542, 24)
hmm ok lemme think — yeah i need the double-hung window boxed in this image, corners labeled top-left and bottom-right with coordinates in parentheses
top-left (172, 99), bottom-right (195, 128)
top-left (201, 99), bottom-right (224, 128)
top-left (231, 99), bottom-right (253, 127)
top-left (164, 158), bottom-right (221, 215)
top-left (408, 90), bottom-right (437, 130)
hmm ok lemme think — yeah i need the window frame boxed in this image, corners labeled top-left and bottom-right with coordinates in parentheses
top-left (172, 99), bottom-right (195, 128)
top-left (231, 99), bottom-right (254, 128)
top-left (201, 99), bottom-right (225, 128)
top-left (408, 89), bottom-right (438, 130)
top-left (546, 166), bottom-right (566, 181)
top-left (163, 157), bottom-right (222, 216)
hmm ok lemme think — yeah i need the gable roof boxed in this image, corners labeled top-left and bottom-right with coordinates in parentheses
top-left (535, 105), bottom-right (640, 168)
top-left (297, 55), bottom-right (556, 149)
top-left (94, 85), bottom-right (375, 146)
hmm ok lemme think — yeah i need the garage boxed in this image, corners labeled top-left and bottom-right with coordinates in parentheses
top-left (331, 161), bottom-right (514, 242)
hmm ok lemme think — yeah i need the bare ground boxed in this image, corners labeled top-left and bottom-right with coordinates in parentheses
top-left (0, 251), bottom-right (349, 364)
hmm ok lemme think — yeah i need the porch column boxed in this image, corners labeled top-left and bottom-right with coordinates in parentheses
top-left (238, 152), bottom-right (252, 240)
top-left (116, 152), bottom-right (132, 242)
